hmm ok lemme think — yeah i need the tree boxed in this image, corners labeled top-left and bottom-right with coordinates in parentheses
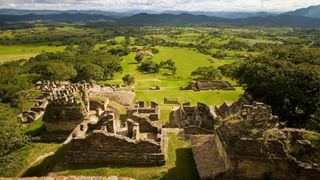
top-left (218, 62), bottom-right (240, 79)
top-left (0, 104), bottom-right (30, 176)
top-left (76, 63), bottom-right (104, 81)
top-left (122, 74), bottom-right (135, 85)
top-left (138, 60), bottom-right (160, 73)
top-left (151, 47), bottom-right (159, 54)
top-left (212, 50), bottom-right (227, 59)
top-left (233, 46), bottom-right (320, 130)
top-left (160, 59), bottom-right (177, 76)
top-left (191, 66), bottom-right (222, 80)
top-left (78, 40), bottom-right (95, 54)
top-left (135, 55), bottom-right (143, 64)
top-left (30, 62), bottom-right (77, 81)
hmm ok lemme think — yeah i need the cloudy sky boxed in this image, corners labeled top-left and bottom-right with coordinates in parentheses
top-left (0, 0), bottom-right (319, 12)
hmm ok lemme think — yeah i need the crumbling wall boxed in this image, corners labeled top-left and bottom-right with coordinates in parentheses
top-left (43, 103), bottom-right (87, 132)
top-left (182, 80), bottom-right (235, 91)
top-left (66, 131), bottom-right (166, 166)
top-left (89, 96), bottom-right (109, 111)
top-left (212, 123), bottom-right (320, 179)
top-left (130, 114), bottom-right (159, 133)
top-left (175, 103), bottom-right (215, 134)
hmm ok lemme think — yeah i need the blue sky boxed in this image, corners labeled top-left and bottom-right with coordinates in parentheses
top-left (0, 0), bottom-right (319, 12)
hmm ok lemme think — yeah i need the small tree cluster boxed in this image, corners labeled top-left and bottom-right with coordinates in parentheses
top-left (122, 74), bottom-right (135, 85)
top-left (159, 59), bottom-right (177, 75)
top-left (191, 66), bottom-right (222, 80)
top-left (138, 59), bottom-right (160, 73)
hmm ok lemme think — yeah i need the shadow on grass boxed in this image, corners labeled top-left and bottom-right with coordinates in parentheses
top-left (23, 144), bottom-right (70, 177)
top-left (161, 148), bottom-right (200, 180)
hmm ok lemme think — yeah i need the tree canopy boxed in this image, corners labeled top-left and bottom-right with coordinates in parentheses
top-left (233, 46), bottom-right (320, 131)
top-left (191, 66), bottom-right (222, 81)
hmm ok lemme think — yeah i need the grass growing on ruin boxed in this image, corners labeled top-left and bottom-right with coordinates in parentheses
top-left (6, 143), bottom-right (61, 177)
top-left (22, 118), bottom-right (45, 136)
top-left (52, 133), bottom-right (199, 180)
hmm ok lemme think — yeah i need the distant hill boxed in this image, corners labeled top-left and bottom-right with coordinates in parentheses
top-left (163, 11), bottom-right (278, 19)
top-left (1, 8), bottom-right (320, 28)
top-left (118, 13), bottom-right (227, 26)
top-left (286, 5), bottom-right (320, 19)
top-left (0, 13), bottom-right (114, 23)
top-left (119, 13), bottom-right (320, 27)
top-left (0, 9), bottom-right (132, 19)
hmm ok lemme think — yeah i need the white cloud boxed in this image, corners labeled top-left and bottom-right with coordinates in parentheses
top-left (0, 0), bottom-right (319, 12)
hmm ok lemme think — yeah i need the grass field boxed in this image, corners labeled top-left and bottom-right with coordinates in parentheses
top-left (5, 143), bottom-right (61, 177)
top-left (106, 46), bottom-right (244, 122)
top-left (51, 133), bottom-right (199, 180)
top-left (0, 44), bottom-right (66, 63)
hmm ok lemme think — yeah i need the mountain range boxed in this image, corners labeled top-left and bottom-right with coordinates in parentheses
top-left (0, 5), bottom-right (320, 28)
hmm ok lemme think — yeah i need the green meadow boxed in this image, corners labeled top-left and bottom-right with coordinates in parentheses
top-left (0, 44), bottom-right (66, 63)
top-left (106, 46), bottom-right (243, 122)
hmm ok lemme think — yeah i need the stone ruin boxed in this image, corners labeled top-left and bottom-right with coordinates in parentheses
top-left (127, 100), bottom-right (160, 121)
top-left (174, 102), bottom-right (215, 134)
top-left (18, 81), bottom-right (85, 124)
top-left (214, 93), bottom-right (253, 120)
top-left (89, 83), bottom-right (135, 106)
top-left (190, 95), bottom-right (320, 179)
top-left (18, 100), bottom-right (47, 123)
top-left (181, 80), bottom-right (235, 91)
top-left (42, 81), bottom-right (90, 133)
top-left (65, 102), bottom-right (167, 166)
top-left (163, 97), bottom-right (180, 105)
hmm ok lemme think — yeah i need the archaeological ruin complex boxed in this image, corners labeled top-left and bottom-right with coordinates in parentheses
top-left (14, 81), bottom-right (320, 179)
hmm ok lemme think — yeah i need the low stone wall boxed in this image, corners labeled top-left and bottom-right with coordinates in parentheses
top-left (66, 131), bottom-right (166, 166)
top-left (43, 104), bottom-right (87, 132)
top-left (130, 114), bottom-right (159, 133)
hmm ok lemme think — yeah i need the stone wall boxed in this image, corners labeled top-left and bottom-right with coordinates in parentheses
top-left (130, 114), bottom-right (159, 133)
top-left (174, 103), bottom-right (215, 134)
top-left (43, 103), bottom-right (87, 132)
top-left (212, 123), bottom-right (320, 179)
top-left (181, 80), bottom-right (235, 91)
top-left (127, 100), bottom-right (160, 121)
top-left (66, 130), bottom-right (166, 166)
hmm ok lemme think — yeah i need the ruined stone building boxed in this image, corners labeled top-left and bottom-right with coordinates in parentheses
top-left (89, 84), bottom-right (135, 106)
top-left (42, 82), bottom-right (90, 133)
top-left (181, 80), bottom-right (235, 91)
top-left (214, 93), bottom-right (253, 120)
top-left (127, 100), bottom-right (160, 121)
top-left (174, 102), bottom-right (215, 134)
top-left (191, 97), bottom-right (320, 179)
top-left (65, 103), bottom-right (167, 166)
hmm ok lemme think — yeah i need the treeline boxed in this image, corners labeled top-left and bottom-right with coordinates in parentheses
top-left (221, 46), bottom-right (320, 131)
top-left (0, 41), bottom-right (122, 107)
